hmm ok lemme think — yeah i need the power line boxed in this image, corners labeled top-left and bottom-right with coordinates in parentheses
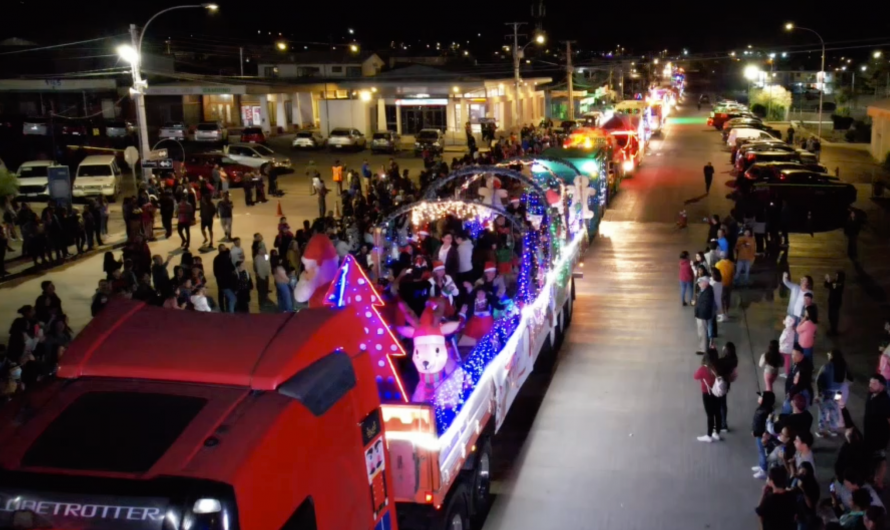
top-left (0, 35), bottom-right (127, 56)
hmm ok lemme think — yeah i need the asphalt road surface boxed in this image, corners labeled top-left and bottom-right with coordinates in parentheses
top-left (481, 105), bottom-right (890, 530)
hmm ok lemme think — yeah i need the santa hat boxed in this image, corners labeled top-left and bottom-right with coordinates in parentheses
top-left (417, 224), bottom-right (430, 236)
top-left (302, 234), bottom-right (338, 266)
top-left (484, 261), bottom-right (496, 273)
top-left (412, 303), bottom-right (448, 346)
top-left (492, 178), bottom-right (502, 189)
top-left (509, 196), bottom-right (520, 204)
top-left (433, 261), bottom-right (445, 272)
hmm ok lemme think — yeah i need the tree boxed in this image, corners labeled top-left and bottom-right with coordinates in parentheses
top-left (749, 85), bottom-right (792, 121)
top-left (324, 254), bottom-right (409, 402)
top-left (0, 167), bottom-right (19, 203)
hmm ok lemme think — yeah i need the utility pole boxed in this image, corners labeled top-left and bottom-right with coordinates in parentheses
top-left (562, 40), bottom-right (576, 120)
top-left (239, 47), bottom-right (244, 77)
top-left (129, 24), bottom-right (151, 182)
top-left (506, 22), bottom-right (526, 128)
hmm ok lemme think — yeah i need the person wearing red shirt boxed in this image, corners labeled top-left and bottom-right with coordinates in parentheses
top-left (679, 250), bottom-right (694, 306)
top-left (694, 349), bottom-right (723, 442)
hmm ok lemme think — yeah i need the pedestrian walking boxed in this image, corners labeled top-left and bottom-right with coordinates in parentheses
top-left (694, 349), bottom-right (724, 442)
top-left (694, 276), bottom-right (715, 355)
top-left (703, 162), bottom-right (715, 194)
top-left (176, 196), bottom-right (194, 249)
top-left (311, 174), bottom-right (329, 219)
top-left (211, 164), bottom-right (222, 198)
top-left (786, 126), bottom-right (795, 144)
top-left (199, 194), bottom-right (216, 248)
top-left (218, 192), bottom-right (234, 242)
top-left (160, 189), bottom-right (175, 239)
top-left (679, 251), bottom-right (694, 306)
top-left (824, 271), bottom-right (846, 336)
top-left (243, 172), bottom-right (255, 206)
top-left (844, 209), bottom-right (862, 261)
top-left (710, 268), bottom-right (724, 336)
top-left (332, 160), bottom-right (344, 196)
top-left (760, 340), bottom-right (783, 392)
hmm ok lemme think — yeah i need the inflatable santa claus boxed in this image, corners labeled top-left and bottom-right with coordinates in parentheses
top-left (294, 233), bottom-right (340, 307)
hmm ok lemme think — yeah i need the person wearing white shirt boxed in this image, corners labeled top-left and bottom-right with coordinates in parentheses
top-left (782, 272), bottom-right (813, 322)
top-left (190, 285), bottom-right (213, 312)
top-left (455, 232), bottom-right (474, 278)
top-left (230, 237), bottom-right (245, 266)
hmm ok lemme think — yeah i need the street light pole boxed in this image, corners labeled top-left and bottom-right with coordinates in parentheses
top-left (124, 4), bottom-right (218, 181)
top-left (506, 22), bottom-right (525, 128)
top-left (786, 24), bottom-right (825, 139)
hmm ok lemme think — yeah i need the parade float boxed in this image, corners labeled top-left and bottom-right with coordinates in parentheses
top-left (318, 163), bottom-right (584, 521)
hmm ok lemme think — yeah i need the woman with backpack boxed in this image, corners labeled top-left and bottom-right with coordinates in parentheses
top-left (695, 348), bottom-right (725, 443)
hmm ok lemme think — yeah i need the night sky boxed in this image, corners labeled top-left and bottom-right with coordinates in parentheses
top-left (6, 0), bottom-right (890, 65)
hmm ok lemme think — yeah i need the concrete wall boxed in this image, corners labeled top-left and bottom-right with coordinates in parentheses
top-left (319, 99), bottom-right (372, 136)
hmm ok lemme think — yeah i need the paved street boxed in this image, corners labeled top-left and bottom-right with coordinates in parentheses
top-left (483, 104), bottom-right (890, 529)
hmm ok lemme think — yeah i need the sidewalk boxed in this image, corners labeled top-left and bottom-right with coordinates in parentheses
top-left (484, 219), bottom-right (890, 529)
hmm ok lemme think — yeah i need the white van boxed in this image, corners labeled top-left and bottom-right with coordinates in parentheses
top-left (16, 160), bottom-right (55, 198)
top-left (73, 155), bottom-right (121, 200)
top-left (727, 127), bottom-right (777, 147)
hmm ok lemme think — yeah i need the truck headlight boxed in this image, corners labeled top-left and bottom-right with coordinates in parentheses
top-left (193, 498), bottom-right (221, 514)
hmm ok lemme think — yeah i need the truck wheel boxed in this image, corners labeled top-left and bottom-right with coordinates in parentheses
top-left (469, 437), bottom-right (492, 517)
top-left (436, 483), bottom-right (470, 530)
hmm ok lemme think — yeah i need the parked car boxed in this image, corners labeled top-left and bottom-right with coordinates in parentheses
top-left (327, 128), bottom-right (366, 151)
top-left (292, 130), bottom-right (326, 150)
top-left (194, 122), bottom-right (228, 144)
top-left (727, 127), bottom-right (779, 147)
top-left (224, 143), bottom-right (292, 173)
top-left (745, 169), bottom-right (856, 211)
top-left (737, 149), bottom-right (801, 173)
top-left (183, 153), bottom-right (251, 185)
top-left (744, 161), bottom-right (829, 182)
top-left (238, 126), bottom-right (266, 144)
top-left (23, 117), bottom-right (49, 136)
top-left (708, 110), bottom-right (755, 130)
top-left (370, 131), bottom-right (400, 154)
top-left (105, 120), bottom-right (135, 138)
top-left (159, 122), bottom-right (188, 141)
top-left (414, 128), bottom-right (444, 155)
top-left (15, 160), bottom-right (54, 199)
top-left (72, 155), bottom-right (122, 200)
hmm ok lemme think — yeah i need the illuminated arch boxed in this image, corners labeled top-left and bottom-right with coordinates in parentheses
top-left (422, 166), bottom-right (548, 201)
top-left (378, 198), bottom-right (527, 233)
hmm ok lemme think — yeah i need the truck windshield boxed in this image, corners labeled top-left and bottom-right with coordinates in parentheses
top-left (18, 166), bottom-right (49, 178)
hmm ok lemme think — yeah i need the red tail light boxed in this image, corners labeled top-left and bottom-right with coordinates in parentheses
top-left (747, 153), bottom-right (756, 160)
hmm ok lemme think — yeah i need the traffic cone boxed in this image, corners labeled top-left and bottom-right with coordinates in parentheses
top-left (276, 200), bottom-right (283, 217)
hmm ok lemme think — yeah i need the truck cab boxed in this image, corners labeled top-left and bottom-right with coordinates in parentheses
top-left (0, 301), bottom-right (398, 530)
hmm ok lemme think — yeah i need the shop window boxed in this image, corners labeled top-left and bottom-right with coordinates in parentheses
top-left (346, 66), bottom-right (362, 77)
top-left (263, 66), bottom-right (278, 78)
top-left (330, 66), bottom-right (343, 73)
top-left (399, 105), bottom-right (446, 135)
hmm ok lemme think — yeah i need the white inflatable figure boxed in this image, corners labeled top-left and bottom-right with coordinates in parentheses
top-left (574, 175), bottom-right (594, 220)
top-left (396, 301), bottom-right (466, 407)
top-left (294, 234), bottom-right (340, 307)
top-left (477, 175), bottom-right (508, 207)
top-left (526, 213), bottom-right (543, 230)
